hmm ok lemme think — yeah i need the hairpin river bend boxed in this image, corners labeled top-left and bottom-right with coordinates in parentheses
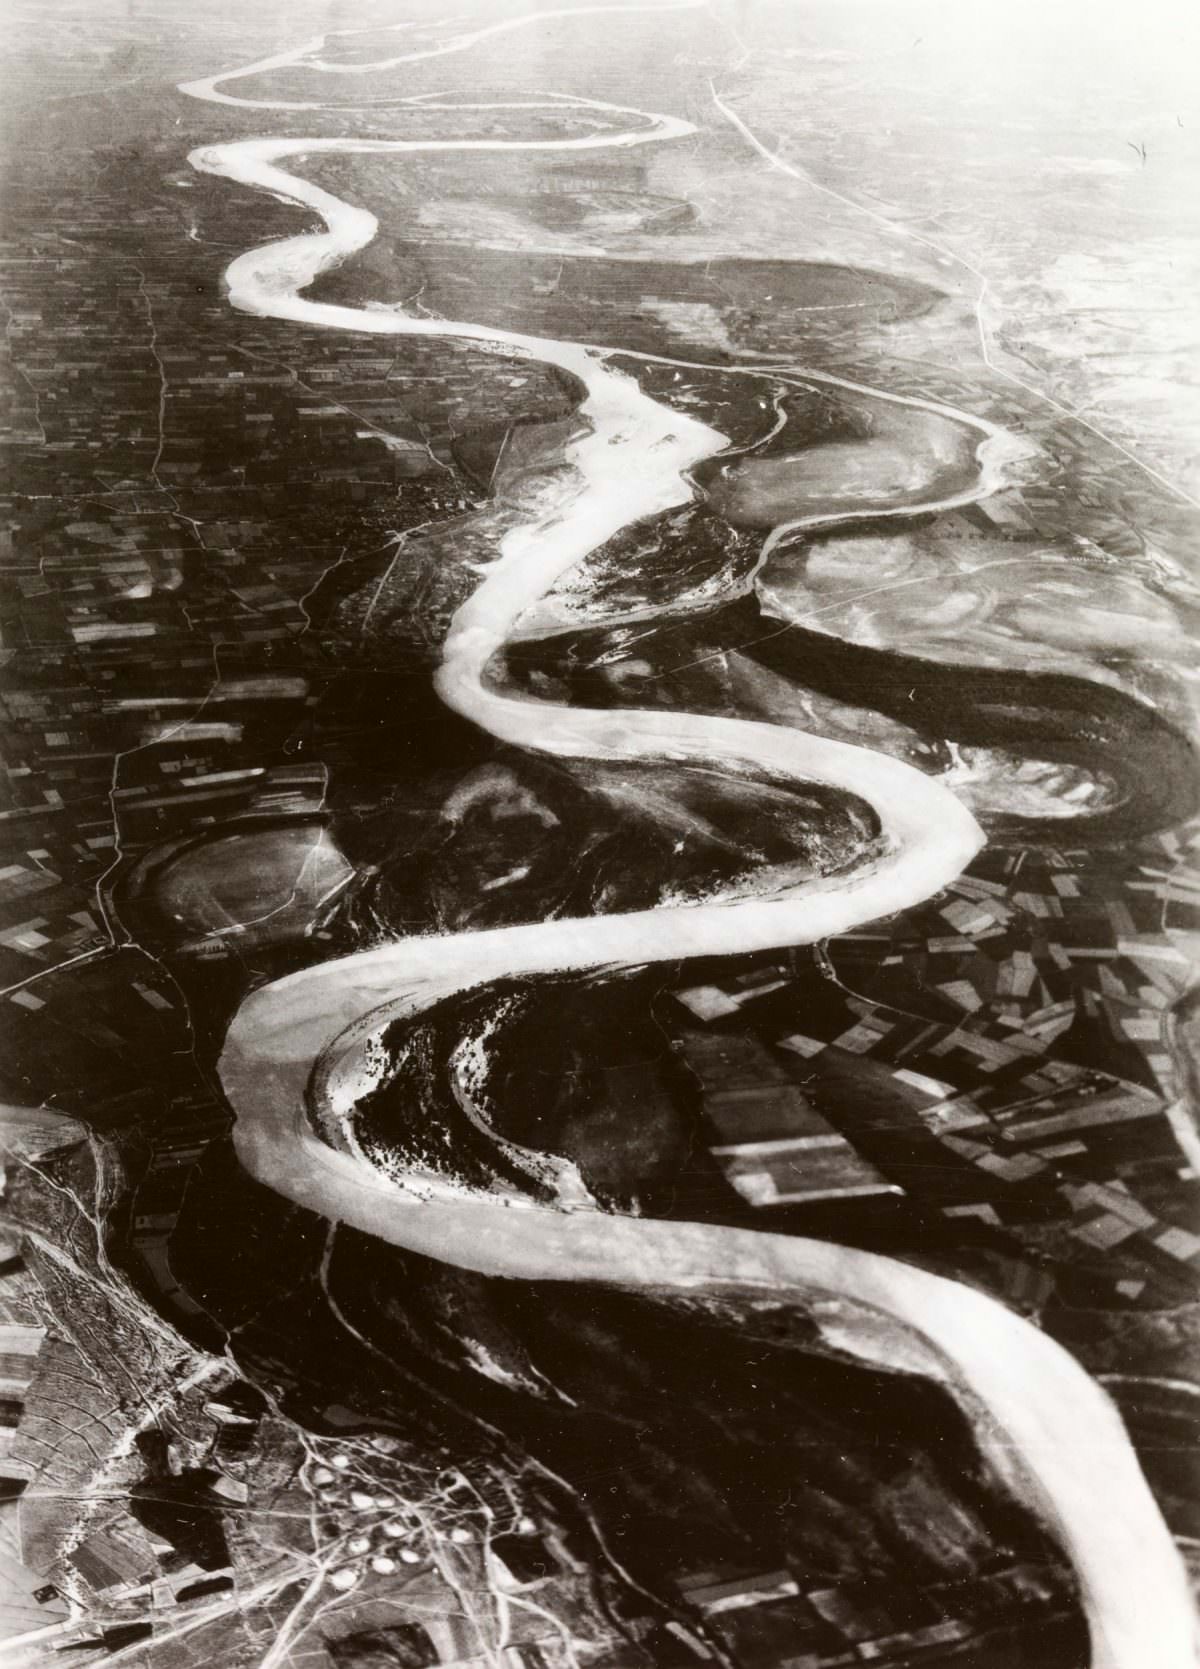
top-left (177, 9), bottom-right (1197, 1666)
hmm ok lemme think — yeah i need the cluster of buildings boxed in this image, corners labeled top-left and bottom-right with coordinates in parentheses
top-left (3, 86), bottom-right (1198, 1669)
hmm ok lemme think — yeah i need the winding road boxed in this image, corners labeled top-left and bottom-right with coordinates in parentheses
top-left (180, 10), bottom-right (1197, 1667)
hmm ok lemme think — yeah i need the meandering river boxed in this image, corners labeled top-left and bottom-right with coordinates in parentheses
top-left (180, 11), bottom-right (1196, 1666)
